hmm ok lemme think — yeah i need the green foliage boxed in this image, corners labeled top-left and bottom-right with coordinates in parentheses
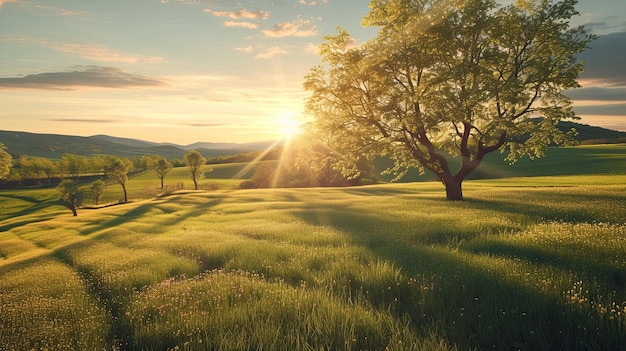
top-left (104, 156), bottom-right (131, 203)
top-left (183, 150), bottom-right (211, 190)
top-left (147, 156), bottom-right (173, 192)
top-left (1, 177), bottom-right (625, 349)
top-left (0, 142), bottom-right (11, 180)
top-left (305, 0), bottom-right (595, 200)
top-left (89, 179), bottom-right (106, 205)
top-left (241, 134), bottom-right (375, 189)
top-left (56, 179), bottom-right (82, 216)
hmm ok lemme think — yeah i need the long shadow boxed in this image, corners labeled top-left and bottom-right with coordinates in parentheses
top-left (466, 192), bottom-right (624, 225)
top-left (78, 194), bottom-right (226, 237)
top-left (0, 193), bottom-right (43, 203)
top-left (462, 240), bottom-right (626, 293)
top-left (290, 197), bottom-right (625, 350)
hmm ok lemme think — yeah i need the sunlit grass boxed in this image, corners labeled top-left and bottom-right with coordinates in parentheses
top-left (1, 174), bottom-right (625, 349)
top-left (0, 259), bottom-right (110, 350)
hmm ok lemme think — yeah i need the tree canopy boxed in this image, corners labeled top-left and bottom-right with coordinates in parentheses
top-left (147, 156), bottom-right (173, 193)
top-left (0, 142), bottom-right (11, 180)
top-left (105, 156), bottom-right (131, 203)
top-left (57, 179), bottom-right (82, 216)
top-left (304, 0), bottom-right (594, 200)
top-left (90, 179), bottom-right (106, 206)
top-left (184, 150), bottom-right (210, 190)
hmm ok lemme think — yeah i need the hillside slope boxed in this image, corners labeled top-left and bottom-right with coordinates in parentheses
top-left (0, 131), bottom-right (273, 159)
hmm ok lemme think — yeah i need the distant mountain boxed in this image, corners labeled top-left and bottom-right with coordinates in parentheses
top-left (89, 134), bottom-right (163, 148)
top-left (0, 130), bottom-right (276, 159)
top-left (184, 140), bottom-right (281, 151)
top-left (1, 121), bottom-right (623, 160)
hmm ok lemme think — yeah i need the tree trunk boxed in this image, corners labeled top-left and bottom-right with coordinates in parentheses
top-left (70, 206), bottom-right (77, 216)
top-left (444, 178), bottom-right (463, 201)
top-left (160, 178), bottom-right (164, 193)
top-left (121, 183), bottom-right (128, 202)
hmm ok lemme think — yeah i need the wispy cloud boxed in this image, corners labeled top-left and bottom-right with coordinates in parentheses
top-left (224, 21), bottom-right (258, 29)
top-left (304, 42), bottom-right (319, 54)
top-left (234, 46), bottom-right (253, 53)
top-left (578, 32), bottom-right (626, 86)
top-left (6, 36), bottom-right (163, 64)
top-left (0, 66), bottom-right (168, 90)
top-left (204, 8), bottom-right (269, 20)
top-left (298, 0), bottom-right (328, 5)
top-left (262, 19), bottom-right (317, 38)
top-left (186, 123), bottom-right (224, 127)
top-left (255, 47), bottom-right (288, 59)
top-left (48, 118), bottom-right (120, 124)
top-left (56, 43), bottom-right (163, 64)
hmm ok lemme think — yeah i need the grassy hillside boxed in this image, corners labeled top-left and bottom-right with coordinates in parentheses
top-left (1, 175), bottom-right (625, 350)
top-left (379, 144), bottom-right (626, 182)
top-left (0, 130), bottom-right (271, 159)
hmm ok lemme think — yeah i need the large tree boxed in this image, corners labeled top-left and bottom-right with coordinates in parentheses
top-left (304, 0), bottom-right (594, 200)
top-left (0, 142), bottom-right (12, 180)
top-left (184, 150), bottom-right (210, 190)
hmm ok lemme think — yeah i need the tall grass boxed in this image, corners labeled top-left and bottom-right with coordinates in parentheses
top-left (0, 174), bottom-right (625, 350)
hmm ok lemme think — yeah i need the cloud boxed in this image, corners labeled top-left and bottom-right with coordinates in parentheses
top-left (234, 46), bottom-right (253, 53)
top-left (224, 21), bottom-right (258, 29)
top-left (6, 36), bottom-right (163, 64)
top-left (304, 42), bottom-right (318, 54)
top-left (298, 0), bottom-right (328, 5)
top-left (48, 118), bottom-right (120, 124)
top-left (255, 47), bottom-right (288, 59)
top-left (578, 32), bottom-right (626, 86)
top-left (566, 87), bottom-right (626, 101)
top-left (573, 103), bottom-right (626, 116)
top-left (186, 123), bottom-right (224, 127)
top-left (56, 43), bottom-right (163, 64)
top-left (0, 66), bottom-right (168, 90)
top-left (262, 20), bottom-right (317, 38)
top-left (204, 8), bottom-right (269, 20)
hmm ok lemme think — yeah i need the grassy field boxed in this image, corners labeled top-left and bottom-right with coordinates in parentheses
top-left (379, 144), bottom-right (626, 182)
top-left (1, 168), bottom-right (625, 349)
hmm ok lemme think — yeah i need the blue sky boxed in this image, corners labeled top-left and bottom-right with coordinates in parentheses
top-left (0, 0), bottom-right (625, 144)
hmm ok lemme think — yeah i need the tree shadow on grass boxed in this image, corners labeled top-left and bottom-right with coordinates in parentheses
top-left (78, 194), bottom-right (225, 237)
top-left (290, 196), bottom-right (625, 350)
top-left (465, 190), bottom-right (626, 225)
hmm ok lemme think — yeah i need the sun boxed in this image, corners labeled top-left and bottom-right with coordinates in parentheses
top-left (279, 112), bottom-right (303, 140)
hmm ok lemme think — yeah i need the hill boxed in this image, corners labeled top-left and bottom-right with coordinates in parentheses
top-left (0, 131), bottom-right (275, 159)
top-left (557, 121), bottom-right (626, 143)
top-left (0, 120), bottom-right (623, 161)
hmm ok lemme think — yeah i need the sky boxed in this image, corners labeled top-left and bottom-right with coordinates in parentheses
top-left (1, 0), bottom-right (625, 145)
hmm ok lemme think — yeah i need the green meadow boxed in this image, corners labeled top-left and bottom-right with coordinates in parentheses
top-left (1, 145), bottom-right (626, 350)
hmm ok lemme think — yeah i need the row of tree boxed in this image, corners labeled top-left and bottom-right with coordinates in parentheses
top-left (0, 143), bottom-right (211, 216)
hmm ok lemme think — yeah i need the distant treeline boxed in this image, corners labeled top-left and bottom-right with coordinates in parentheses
top-left (1, 154), bottom-right (149, 189)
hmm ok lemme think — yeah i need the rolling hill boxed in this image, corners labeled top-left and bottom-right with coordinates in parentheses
top-left (0, 121), bottom-right (624, 160)
top-left (0, 131), bottom-right (277, 159)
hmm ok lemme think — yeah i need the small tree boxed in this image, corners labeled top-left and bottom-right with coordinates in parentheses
top-left (0, 142), bottom-right (12, 180)
top-left (184, 150), bottom-right (210, 190)
top-left (147, 156), bottom-right (173, 193)
top-left (90, 179), bottom-right (106, 205)
top-left (57, 179), bottom-right (82, 216)
top-left (105, 157), bottom-right (131, 202)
